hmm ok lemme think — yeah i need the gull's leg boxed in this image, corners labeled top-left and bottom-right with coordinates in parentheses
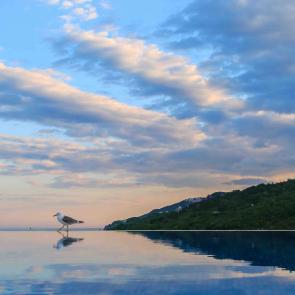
top-left (67, 225), bottom-right (69, 232)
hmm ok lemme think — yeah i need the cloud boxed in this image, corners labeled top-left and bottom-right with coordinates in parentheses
top-left (50, 173), bottom-right (140, 188)
top-left (47, 0), bottom-right (60, 4)
top-left (224, 178), bottom-right (267, 186)
top-left (0, 62), bottom-right (205, 149)
top-left (160, 0), bottom-right (295, 113)
top-left (0, 126), bottom-right (294, 190)
top-left (72, 5), bottom-right (97, 21)
top-left (3, 1), bottom-right (295, 192)
top-left (46, 0), bottom-right (98, 22)
top-left (62, 1), bottom-right (74, 9)
top-left (100, 0), bottom-right (112, 10)
top-left (0, 133), bottom-right (89, 175)
top-left (0, 133), bottom-right (143, 187)
top-left (229, 111), bottom-right (295, 148)
top-left (53, 26), bottom-right (244, 117)
top-left (1, 63), bottom-right (294, 189)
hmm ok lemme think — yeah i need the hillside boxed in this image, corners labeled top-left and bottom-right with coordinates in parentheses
top-left (105, 179), bottom-right (295, 230)
top-left (143, 197), bottom-right (203, 216)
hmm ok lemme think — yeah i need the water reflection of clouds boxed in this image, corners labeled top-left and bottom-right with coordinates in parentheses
top-left (26, 265), bottom-right (44, 274)
top-left (47, 263), bottom-right (138, 281)
top-left (2, 274), bottom-right (295, 295)
top-left (45, 262), bottom-right (295, 283)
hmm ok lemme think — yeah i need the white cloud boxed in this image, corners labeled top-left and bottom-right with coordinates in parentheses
top-left (46, 0), bottom-right (97, 22)
top-left (240, 110), bottom-right (295, 124)
top-left (73, 7), bottom-right (85, 15)
top-left (100, 0), bottom-right (112, 10)
top-left (62, 1), bottom-right (74, 9)
top-left (73, 5), bottom-right (97, 21)
top-left (0, 62), bottom-right (205, 149)
top-left (62, 27), bottom-right (244, 111)
top-left (47, 0), bottom-right (60, 4)
top-left (72, 0), bottom-right (91, 3)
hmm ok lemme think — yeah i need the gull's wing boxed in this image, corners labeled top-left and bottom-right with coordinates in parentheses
top-left (62, 215), bottom-right (78, 224)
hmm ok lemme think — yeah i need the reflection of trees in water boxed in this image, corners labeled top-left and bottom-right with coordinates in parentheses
top-left (54, 232), bottom-right (84, 250)
top-left (135, 231), bottom-right (295, 271)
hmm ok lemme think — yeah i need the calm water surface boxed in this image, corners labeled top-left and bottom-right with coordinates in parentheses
top-left (0, 231), bottom-right (295, 294)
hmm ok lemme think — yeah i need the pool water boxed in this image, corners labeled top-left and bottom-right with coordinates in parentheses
top-left (0, 231), bottom-right (295, 294)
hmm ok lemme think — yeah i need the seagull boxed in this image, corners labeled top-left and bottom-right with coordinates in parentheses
top-left (53, 212), bottom-right (84, 231)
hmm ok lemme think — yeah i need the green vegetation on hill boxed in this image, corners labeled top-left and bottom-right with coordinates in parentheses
top-left (105, 179), bottom-right (295, 230)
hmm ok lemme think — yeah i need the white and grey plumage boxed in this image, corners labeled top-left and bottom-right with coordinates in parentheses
top-left (53, 212), bottom-right (84, 231)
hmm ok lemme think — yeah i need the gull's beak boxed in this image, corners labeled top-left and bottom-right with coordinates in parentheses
top-left (53, 214), bottom-right (57, 217)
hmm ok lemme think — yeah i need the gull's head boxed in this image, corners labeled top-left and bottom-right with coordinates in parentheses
top-left (53, 212), bottom-right (63, 218)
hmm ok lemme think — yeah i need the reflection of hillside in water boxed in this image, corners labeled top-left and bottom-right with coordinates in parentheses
top-left (135, 231), bottom-right (295, 271)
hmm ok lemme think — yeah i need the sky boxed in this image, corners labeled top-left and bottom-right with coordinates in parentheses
top-left (0, 0), bottom-right (295, 227)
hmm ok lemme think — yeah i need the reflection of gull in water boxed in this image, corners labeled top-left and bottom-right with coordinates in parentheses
top-left (54, 232), bottom-right (84, 250)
